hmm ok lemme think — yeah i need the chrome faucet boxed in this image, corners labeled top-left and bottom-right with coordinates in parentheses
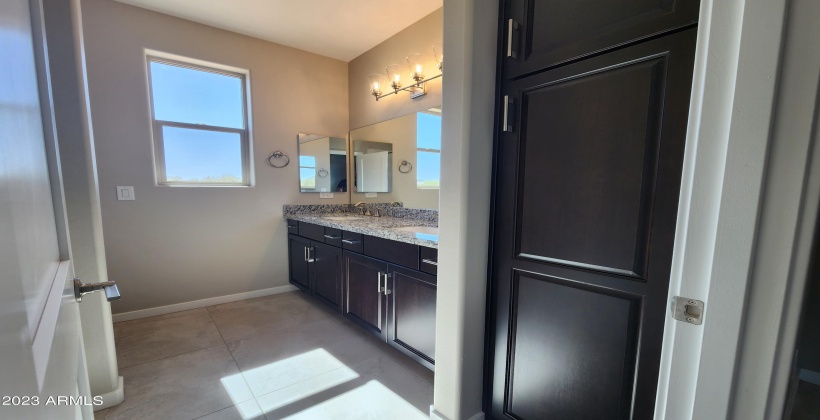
top-left (353, 202), bottom-right (381, 217)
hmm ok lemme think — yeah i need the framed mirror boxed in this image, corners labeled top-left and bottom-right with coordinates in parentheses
top-left (349, 107), bottom-right (441, 209)
top-left (297, 134), bottom-right (348, 193)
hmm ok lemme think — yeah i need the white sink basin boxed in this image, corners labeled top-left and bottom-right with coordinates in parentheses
top-left (392, 226), bottom-right (439, 235)
top-left (323, 215), bottom-right (365, 221)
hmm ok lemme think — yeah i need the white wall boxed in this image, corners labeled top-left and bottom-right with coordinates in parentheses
top-left (348, 9), bottom-right (442, 132)
top-left (432, 0), bottom-right (497, 419)
top-left (80, 0), bottom-right (349, 314)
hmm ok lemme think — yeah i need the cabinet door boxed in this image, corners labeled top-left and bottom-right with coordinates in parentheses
top-left (386, 266), bottom-right (436, 370)
top-left (311, 241), bottom-right (343, 312)
top-left (343, 251), bottom-right (388, 340)
top-left (503, 0), bottom-right (698, 78)
top-left (288, 234), bottom-right (311, 291)
top-left (489, 30), bottom-right (697, 419)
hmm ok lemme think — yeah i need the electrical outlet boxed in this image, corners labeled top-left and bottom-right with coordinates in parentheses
top-left (319, 192), bottom-right (334, 199)
top-left (365, 192), bottom-right (377, 198)
top-left (116, 186), bottom-right (134, 201)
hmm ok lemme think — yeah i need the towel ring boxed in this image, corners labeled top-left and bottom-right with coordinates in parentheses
top-left (267, 151), bottom-right (290, 168)
top-left (317, 168), bottom-right (329, 178)
top-left (398, 160), bottom-right (413, 173)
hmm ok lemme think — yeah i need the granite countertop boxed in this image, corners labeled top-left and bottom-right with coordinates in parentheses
top-left (285, 213), bottom-right (439, 248)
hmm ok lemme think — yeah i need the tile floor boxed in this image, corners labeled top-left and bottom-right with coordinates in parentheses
top-left (94, 291), bottom-right (433, 420)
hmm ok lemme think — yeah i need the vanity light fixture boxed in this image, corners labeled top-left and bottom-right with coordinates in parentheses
top-left (370, 47), bottom-right (442, 101)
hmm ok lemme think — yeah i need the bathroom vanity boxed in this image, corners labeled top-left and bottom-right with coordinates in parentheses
top-left (285, 211), bottom-right (438, 370)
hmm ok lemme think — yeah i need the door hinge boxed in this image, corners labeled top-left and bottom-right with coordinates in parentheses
top-left (671, 296), bottom-right (704, 325)
top-left (503, 95), bottom-right (515, 132)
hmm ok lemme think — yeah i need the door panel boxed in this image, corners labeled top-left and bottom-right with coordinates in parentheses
top-left (387, 266), bottom-right (437, 369)
top-left (311, 242), bottom-right (342, 311)
top-left (343, 252), bottom-right (388, 339)
top-left (505, 270), bottom-right (640, 419)
top-left (504, 0), bottom-right (698, 78)
top-left (0, 0), bottom-right (90, 418)
top-left (288, 235), bottom-right (310, 291)
top-left (516, 55), bottom-right (666, 279)
top-left (490, 29), bottom-right (697, 419)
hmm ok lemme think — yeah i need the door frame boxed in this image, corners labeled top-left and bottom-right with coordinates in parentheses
top-left (654, 0), bottom-right (820, 418)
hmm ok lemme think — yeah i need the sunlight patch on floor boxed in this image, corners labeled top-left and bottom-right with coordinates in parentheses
top-left (282, 380), bottom-right (428, 419)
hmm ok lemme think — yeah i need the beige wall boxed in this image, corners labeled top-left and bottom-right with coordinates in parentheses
top-left (81, 0), bottom-right (349, 314)
top-left (348, 8), bottom-right (442, 131)
top-left (350, 113), bottom-right (439, 209)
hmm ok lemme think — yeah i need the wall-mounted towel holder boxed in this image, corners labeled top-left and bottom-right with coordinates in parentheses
top-left (398, 160), bottom-right (413, 173)
top-left (267, 151), bottom-right (290, 168)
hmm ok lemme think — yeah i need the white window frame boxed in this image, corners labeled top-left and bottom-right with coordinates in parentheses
top-left (144, 50), bottom-right (253, 186)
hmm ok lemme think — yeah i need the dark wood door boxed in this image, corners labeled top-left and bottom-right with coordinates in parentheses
top-left (386, 266), bottom-right (437, 370)
top-left (488, 29), bottom-right (697, 419)
top-left (288, 234), bottom-right (311, 292)
top-left (311, 241), bottom-right (343, 312)
top-left (343, 251), bottom-right (388, 340)
top-left (503, 0), bottom-right (698, 79)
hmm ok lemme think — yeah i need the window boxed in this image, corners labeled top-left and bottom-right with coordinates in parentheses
top-left (146, 53), bottom-right (251, 186)
top-left (299, 155), bottom-right (317, 190)
top-left (417, 111), bottom-right (442, 189)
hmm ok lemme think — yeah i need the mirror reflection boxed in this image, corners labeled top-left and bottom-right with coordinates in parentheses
top-left (353, 140), bottom-right (393, 193)
top-left (349, 107), bottom-right (441, 209)
top-left (298, 134), bottom-right (348, 193)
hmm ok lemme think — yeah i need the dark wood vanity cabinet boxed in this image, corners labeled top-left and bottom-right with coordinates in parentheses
top-left (387, 266), bottom-right (437, 368)
top-left (311, 242), bottom-right (343, 310)
top-left (343, 250), bottom-right (437, 370)
top-left (287, 233), bottom-right (343, 312)
top-left (287, 219), bottom-right (437, 370)
top-left (502, 0), bottom-right (698, 78)
top-left (288, 234), bottom-right (311, 291)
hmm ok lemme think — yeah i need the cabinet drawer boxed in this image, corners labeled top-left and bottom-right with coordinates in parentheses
top-left (419, 246), bottom-right (438, 275)
top-left (323, 227), bottom-right (342, 247)
top-left (364, 235), bottom-right (419, 270)
top-left (298, 222), bottom-right (325, 242)
top-left (286, 219), bottom-right (299, 234)
top-left (341, 231), bottom-right (363, 253)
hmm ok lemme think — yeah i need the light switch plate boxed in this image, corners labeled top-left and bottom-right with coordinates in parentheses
top-left (365, 192), bottom-right (377, 198)
top-left (319, 192), bottom-right (334, 199)
top-left (116, 186), bottom-right (134, 201)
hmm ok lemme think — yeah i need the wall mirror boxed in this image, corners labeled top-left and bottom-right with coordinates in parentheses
top-left (297, 134), bottom-right (348, 193)
top-left (349, 107), bottom-right (441, 209)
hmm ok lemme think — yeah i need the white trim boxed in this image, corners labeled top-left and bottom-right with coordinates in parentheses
top-left (93, 376), bottom-right (124, 410)
top-left (429, 406), bottom-right (449, 420)
top-left (32, 260), bottom-right (72, 391)
top-left (112, 285), bottom-right (298, 323)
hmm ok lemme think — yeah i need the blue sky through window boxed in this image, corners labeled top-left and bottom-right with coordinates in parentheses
top-left (150, 61), bottom-right (243, 128)
top-left (162, 127), bottom-right (242, 182)
top-left (417, 112), bottom-right (442, 188)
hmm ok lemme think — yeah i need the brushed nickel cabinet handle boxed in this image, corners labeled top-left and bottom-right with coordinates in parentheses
top-left (342, 239), bottom-right (360, 245)
top-left (324, 234), bottom-right (341, 239)
top-left (507, 19), bottom-right (519, 59)
top-left (422, 259), bottom-right (438, 266)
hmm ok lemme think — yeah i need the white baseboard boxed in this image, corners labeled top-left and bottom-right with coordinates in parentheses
top-left (111, 285), bottom-right (298, 323)
top-left (430, 406), bottom-right (449, 420)
top-left (800, 369), bottom-right (820, 386)
top-left (94, 375), bottom-right (123, 410)
top-left (429, 406), bottom-right (484, 420)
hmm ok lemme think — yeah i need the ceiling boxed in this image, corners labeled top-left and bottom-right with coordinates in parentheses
top-left (113, 0), bottom-right (443, 62)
